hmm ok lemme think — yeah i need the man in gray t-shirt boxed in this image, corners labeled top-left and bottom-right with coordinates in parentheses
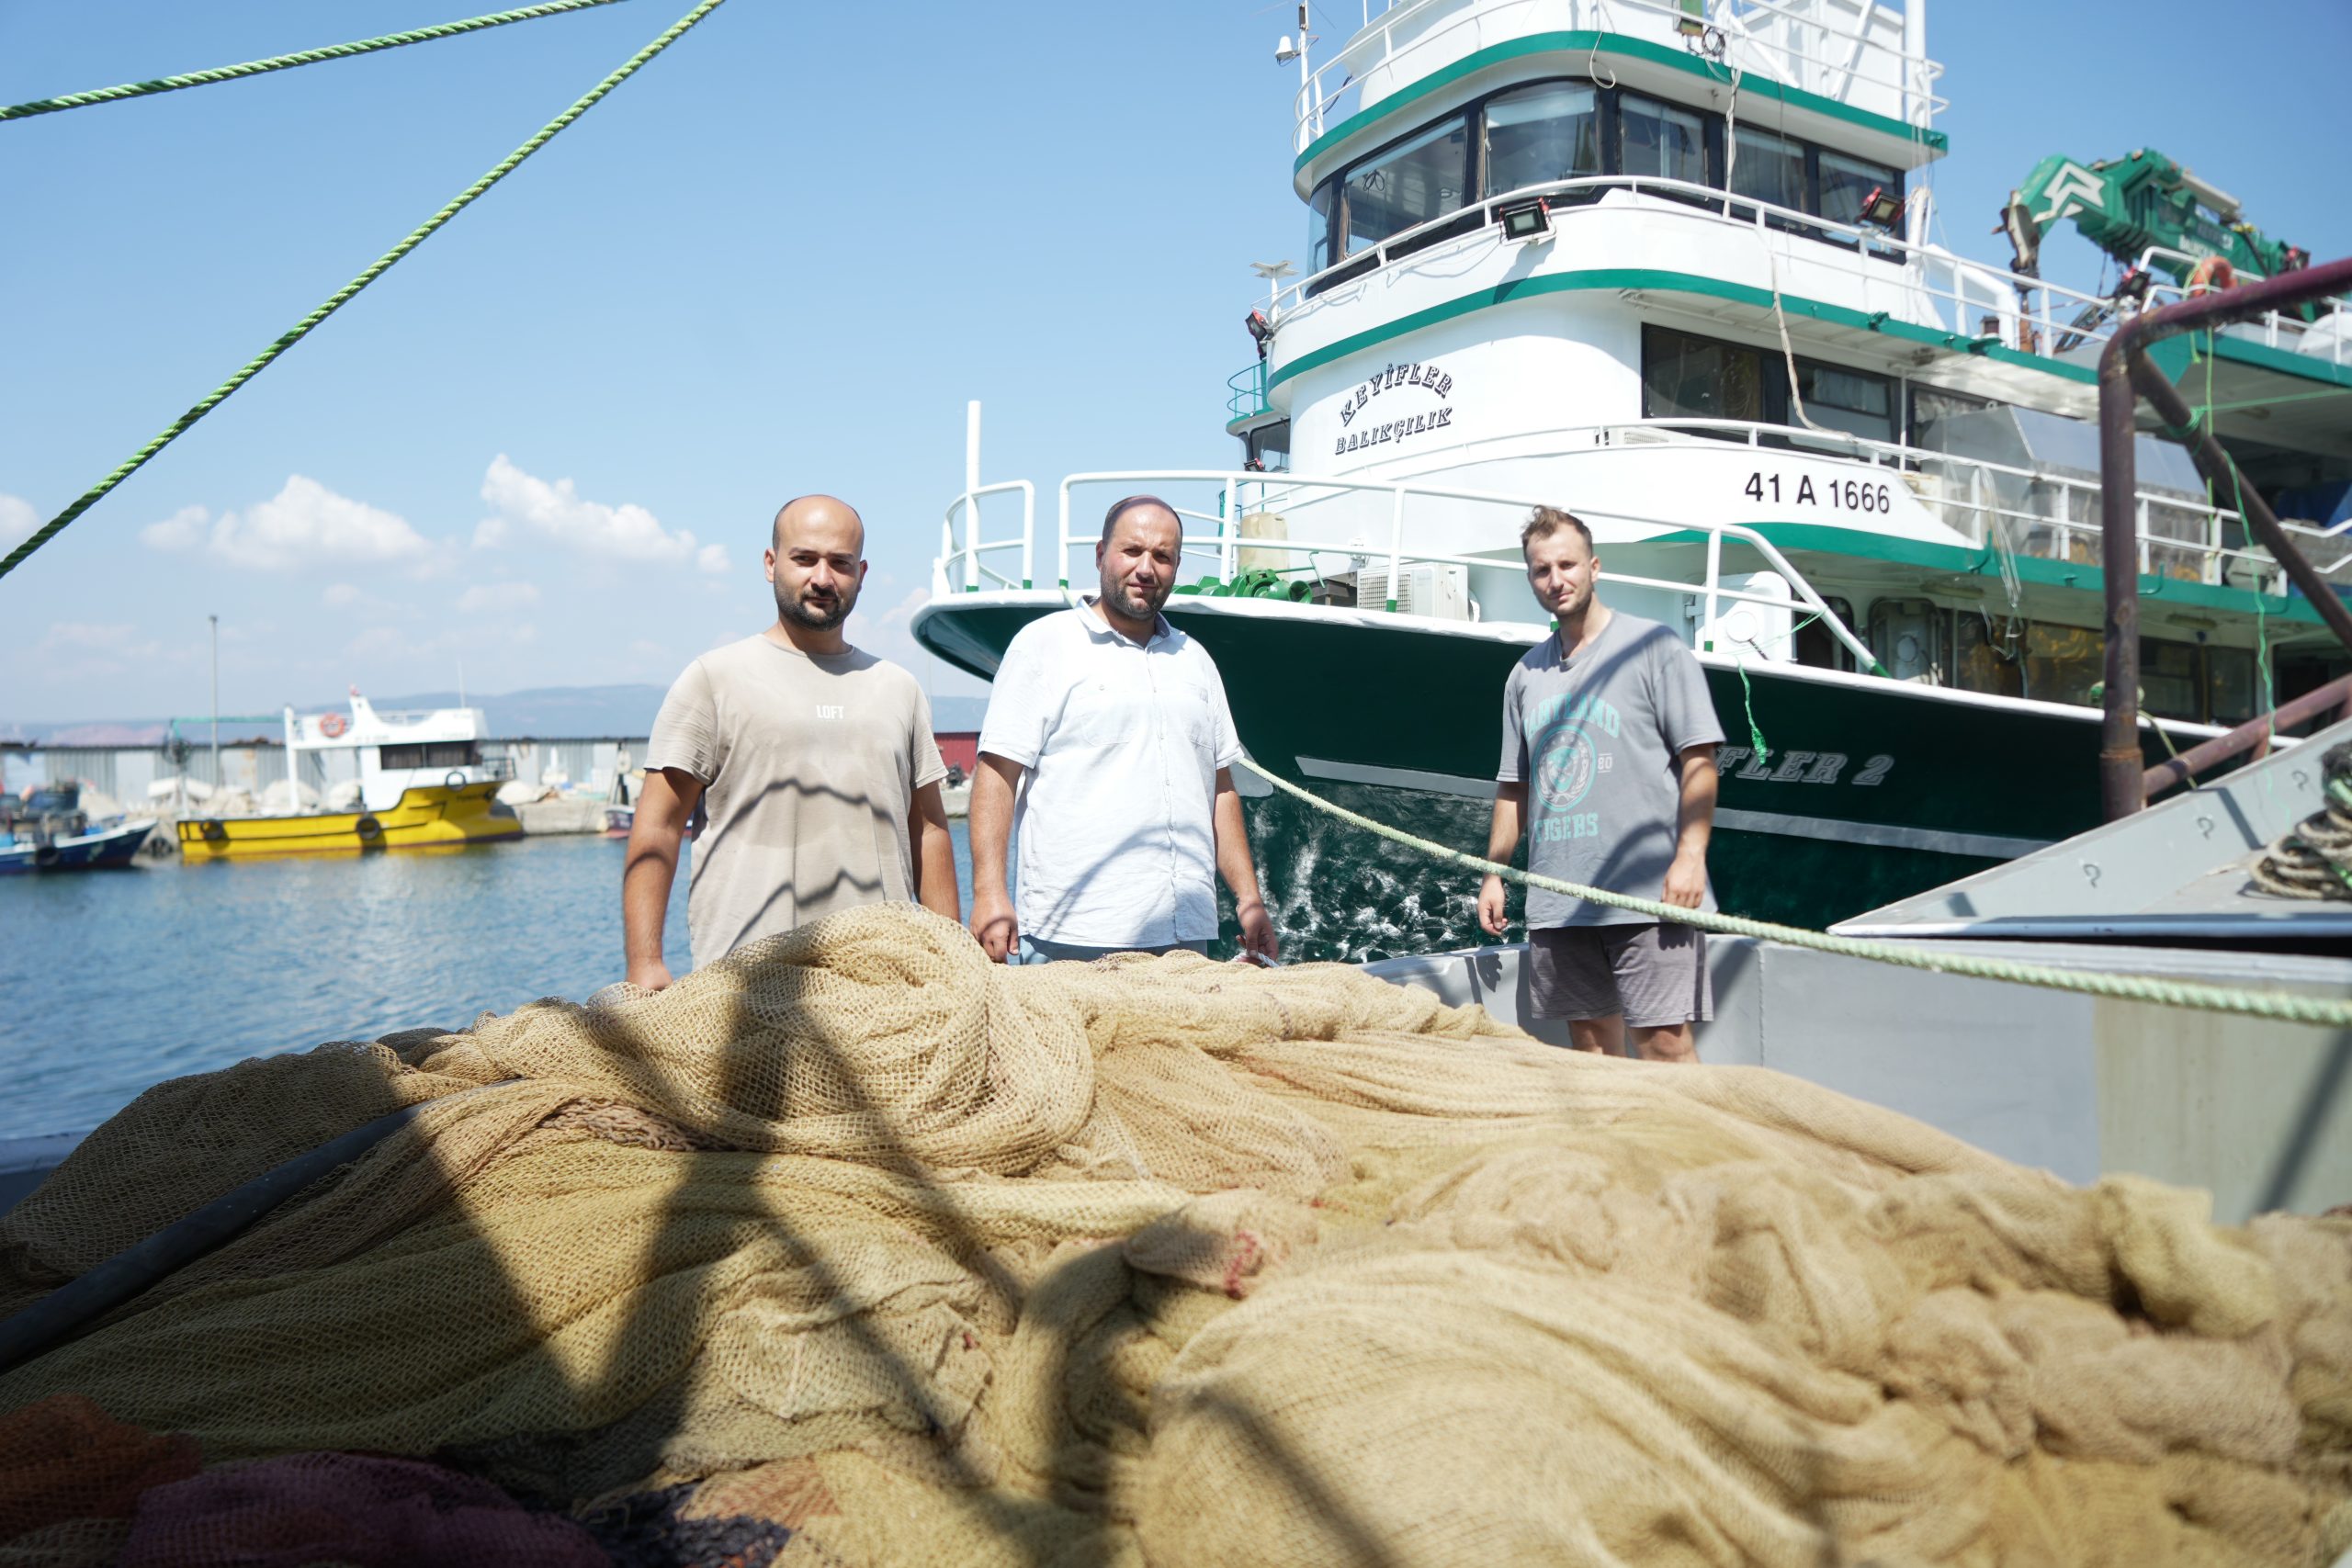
top-left (1477, 507), bottom-right (1723, 1062)
top-left (623, 495), bottom-right (957, 987)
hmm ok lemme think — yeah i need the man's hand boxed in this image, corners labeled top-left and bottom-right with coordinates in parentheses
top-left (1662, 847), bottom-right (1707, 909)
top-left (970, 885), bottom-right (1018, 963)
top-left (628, 958), bottom-right (675, 992)
top-left (1237, 898), bottom-right (1280, 962)
top-left (1477, 872), bottom-right (1510, 936)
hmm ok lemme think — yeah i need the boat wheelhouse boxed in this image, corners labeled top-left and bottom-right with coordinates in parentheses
top-left (915, 0), bottom-right (2352, 958)
top-left (178, 690), bottom-right (520, 859)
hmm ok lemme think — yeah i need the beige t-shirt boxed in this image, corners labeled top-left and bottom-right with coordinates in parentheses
top-left (645, 635), bottom-right (946, 966)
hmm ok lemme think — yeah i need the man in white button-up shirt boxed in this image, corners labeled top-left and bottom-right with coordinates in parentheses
top-left (968, 496), bottom-right (1280, 964)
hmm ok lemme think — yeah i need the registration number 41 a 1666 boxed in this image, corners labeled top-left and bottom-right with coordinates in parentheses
top-left (1744, 471), bottom-right (1894, 513)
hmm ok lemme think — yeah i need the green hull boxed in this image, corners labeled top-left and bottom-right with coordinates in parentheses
top-left (917, 596), bottom-right (2199, 961)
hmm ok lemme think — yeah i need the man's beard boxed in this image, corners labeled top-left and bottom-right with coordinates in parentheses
top-left (777, 580), bottom-right (854, 629)
top-left (1101, 570), bottom-right (1170, 621)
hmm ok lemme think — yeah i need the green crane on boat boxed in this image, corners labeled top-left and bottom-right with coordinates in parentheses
top-left (1998, 147), bottom-right (2310, 290)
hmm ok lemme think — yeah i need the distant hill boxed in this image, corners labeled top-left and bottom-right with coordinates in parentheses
top-left (4, 682), bottom-right (994, 745)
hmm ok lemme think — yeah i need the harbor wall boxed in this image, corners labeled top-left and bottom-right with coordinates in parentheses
top-left (8, 737), bottom-right (653, 802)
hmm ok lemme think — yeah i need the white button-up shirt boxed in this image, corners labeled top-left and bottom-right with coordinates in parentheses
top-left (978, 598), bottom-right (1244, 946)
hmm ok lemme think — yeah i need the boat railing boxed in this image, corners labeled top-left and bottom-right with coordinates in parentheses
top-left (1270, 175), bottom-right (2336, 378)
top-left (1427, 415), bottom-right (2343, 592)
top-left (933, 467), bottom-right (1883, 671)
top-left (1296, 0), bottom-right (1944, 154)
top-left (934, 480), bottom-right (1039, 601)
top-left (1227, 361), bottom-right (1272, 423)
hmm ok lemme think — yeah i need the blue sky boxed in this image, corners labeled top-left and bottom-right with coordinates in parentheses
top-left (6, 0), bottom-right (2347, 724)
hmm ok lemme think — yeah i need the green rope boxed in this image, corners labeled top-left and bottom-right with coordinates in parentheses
top-left (0, 0), bottom-right (726, 583)
top-left (0, 0), bottom-right (628, 121)
top-left (1233, 755), bottom-right (2352, 1030)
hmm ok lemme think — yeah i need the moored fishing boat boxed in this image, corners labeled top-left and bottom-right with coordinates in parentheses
top-left (177, 690), bottom-right (520, 860)
top-left (0, 784), bottom-right (155, 874)
top-left (915, 0), bottom-right (2352, 957)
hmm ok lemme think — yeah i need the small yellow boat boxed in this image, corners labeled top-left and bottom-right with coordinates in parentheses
top-left (178, 690), bottom-right (524, 861)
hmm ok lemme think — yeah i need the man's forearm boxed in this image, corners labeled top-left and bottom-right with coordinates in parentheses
top-left (621, 836), bottom-right (680, 968)
top-left (1486, 784), bottom-right (1527, 864)
top-left (910, 795), bottom-right (960, 919)
top-left (969, 761), bottom-right (1017, 895)
top-left (1677, 751), bottom-right (1718, 858)
top-left (1213, 785), bottom-right (1263, 906)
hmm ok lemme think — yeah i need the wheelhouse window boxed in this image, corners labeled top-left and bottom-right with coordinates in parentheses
top-left (1818, 150), bottom-right (1901, 230)
top-left (1616, 94), bottom-right (1706, 186)
top-left (1301, 76), bottom-right (1917, 288)
top-left (1643, 325), bottom-right (1764, 424)
top-left (1244, 422), bottom-right (1291, 473)
top-left (1341, 116), bottom-right (1471, 256)
top-left (1483, 81), bottom-right (1600, 198)
top-left (1793, 362), bottom-right (1895, 444)
top-left (1729, 127), bottom-right (1807, 214)
top-left (1643, 325), bottom-right (1896, 446)
top-left (380, 741), bottom-right (480, 770)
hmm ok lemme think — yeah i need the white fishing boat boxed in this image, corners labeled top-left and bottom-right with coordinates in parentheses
top-left (914, 0), bottom-right (2352, 958)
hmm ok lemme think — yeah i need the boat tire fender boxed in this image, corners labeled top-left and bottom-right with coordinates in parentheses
top-left (355, 816), bottom-right (382, 842)
top-left (0, 1089), bottom-right (509, 1379)
top-left (199, 820), bottom-right (227, 842)
top-left (31, 844), bottom-right (58, 867)
top-left (444, 771), bottom-right (467, 791)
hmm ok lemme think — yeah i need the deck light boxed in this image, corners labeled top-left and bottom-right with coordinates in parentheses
top-left (1498, 197), bottom-right (1552, 243)
top-left (1860, 185), bottom-right (1905, 230)
top-left (1245, 309), bottom-right (1276, 356)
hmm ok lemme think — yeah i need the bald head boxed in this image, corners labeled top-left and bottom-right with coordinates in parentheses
top-left (772, 493), bottom-right (865, 558)
top-left (765, 494), bottom-right (868, 637)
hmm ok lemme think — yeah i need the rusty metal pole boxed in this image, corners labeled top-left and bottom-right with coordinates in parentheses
top-left (2097, 336), bottom-right (2145, 820)
top-left (2096, 254), bottom-right (2352, 818)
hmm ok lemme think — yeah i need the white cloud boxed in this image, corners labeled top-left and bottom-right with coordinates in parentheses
top-left (323, 582), bottom-right (360, 606)
top-left (475, 454), bottom-right (722, 570)
top-left (456, 581), bottom-right (540, 613)
top-left (0, 493), bottom-right (37, 552)
top-left (140, 504), bottom-right (209, 554)
top-left (38, 621), bottom-right (166, 672)
top-left (141, 479), bottom-right (435, 574)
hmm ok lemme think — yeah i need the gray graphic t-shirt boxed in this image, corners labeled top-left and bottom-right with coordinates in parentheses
top-left (1497, 611), bottom-right (1724, 928)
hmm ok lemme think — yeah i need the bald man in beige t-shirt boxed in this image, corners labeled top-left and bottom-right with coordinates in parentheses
top-left (622, 495), bottom-right (959, 989)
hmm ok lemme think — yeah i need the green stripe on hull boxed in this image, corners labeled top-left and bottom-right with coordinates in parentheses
top-left (916, 600), bottom-right (2197, 954)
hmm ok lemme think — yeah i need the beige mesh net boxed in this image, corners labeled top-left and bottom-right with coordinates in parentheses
top-left (1, 903), bottom-right (2347, 1565)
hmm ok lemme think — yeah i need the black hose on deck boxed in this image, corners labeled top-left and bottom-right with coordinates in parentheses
top-left (0, 1101), bottom-right (438, 1377)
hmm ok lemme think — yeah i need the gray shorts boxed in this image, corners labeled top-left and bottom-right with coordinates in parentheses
top-left (1527, 923), bottom-right (1712, 1028)
top-left (1020, 935), bottom-right (1211, 964)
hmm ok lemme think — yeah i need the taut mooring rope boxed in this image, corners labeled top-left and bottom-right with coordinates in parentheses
top-left (0, 0), bottom-right (727, 583)
top-left (0, 0), bottom-right (629, 121)
top-left (1234, 755), bottom-right (2352, 1030)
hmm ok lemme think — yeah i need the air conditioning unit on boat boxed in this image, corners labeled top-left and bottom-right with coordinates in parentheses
top-left (1359, 562), bottom-right (1475, 620)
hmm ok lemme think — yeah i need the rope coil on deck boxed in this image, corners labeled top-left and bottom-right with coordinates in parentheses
top-left (0, 0), bottom-right (628, 121)
top-left (2253, 743), bottom-right (2352, 899)
top-left (1234, 755), bottom-right (2352, 1030)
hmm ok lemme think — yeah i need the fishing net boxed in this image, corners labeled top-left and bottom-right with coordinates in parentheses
top-left (1, 902), bottom-right (2347, 1566)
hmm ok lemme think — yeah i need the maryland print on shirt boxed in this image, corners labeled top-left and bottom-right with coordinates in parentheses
top-left (1532, 691), bottom-right (1623, 842)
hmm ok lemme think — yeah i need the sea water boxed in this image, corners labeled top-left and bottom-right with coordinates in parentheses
top-left (0, 827), bottom-right (977, 1141)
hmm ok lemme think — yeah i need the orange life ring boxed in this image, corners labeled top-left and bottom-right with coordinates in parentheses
top-left (319, 712), bottom-right (348, 738)
top-left (2187, 255), bottom-right (2237, 296)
